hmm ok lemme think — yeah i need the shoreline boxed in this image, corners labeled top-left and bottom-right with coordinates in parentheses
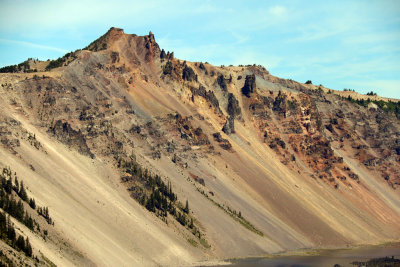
top-left (194, 241), bottom-right (400, 266)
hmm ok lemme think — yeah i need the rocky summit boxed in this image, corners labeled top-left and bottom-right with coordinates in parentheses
top-left (0, 27), bottom-right (399, 266)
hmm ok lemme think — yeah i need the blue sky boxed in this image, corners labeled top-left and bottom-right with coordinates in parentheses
top-left (1, 0), bottom-right (399, 98)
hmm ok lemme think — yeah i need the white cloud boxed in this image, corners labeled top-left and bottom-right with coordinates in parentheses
top-left (283, 53), bottom-right (400, 81)
top-left (288, 18), bottom-right (352, 43)
top-left (229, 31), bottom-right (249, 44)
top-left (0, 38), bottom-right (68, 53)
top-left (0, 0), bottom-right (398, 100)
top-left (0, 0), bottom-right (175, 35)
top-left (343, 31), bottom-right (400, 45)
top-left (268, 5), bottom-right (287, 16)
top-left (192, 2), bottom-right (218, 14)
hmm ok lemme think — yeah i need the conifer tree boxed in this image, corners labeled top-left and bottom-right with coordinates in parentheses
top-left (7, 224), bottom-right (16, 243)
top-left (16, 235), bottom-right (25, 251)
top-left (14, 177), bottom-right (19, 193)
top-left (16, 200), bottom-right (24, 220)
top-left (184, 200), bottom-right (189, 214)
top-left (19, 181), bottom-right (28, 201)
top-left (5, 178), bottom-right (12, 194)
top-left (25, 237), bottom-right (32, 257)
top-left (29, 198), bottom-right (36, 209)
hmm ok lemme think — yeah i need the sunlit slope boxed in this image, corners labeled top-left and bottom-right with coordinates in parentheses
top-left (0, 27), bottom-right (399, 265)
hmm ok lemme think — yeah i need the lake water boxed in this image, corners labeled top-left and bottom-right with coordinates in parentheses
top-left (224, 243), bottom-right (400, 267)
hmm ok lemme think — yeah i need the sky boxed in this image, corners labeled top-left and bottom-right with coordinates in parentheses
top-left (1, 0), bottom-right (399, 98)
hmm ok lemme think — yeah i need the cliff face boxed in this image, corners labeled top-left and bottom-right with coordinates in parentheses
top-left (0, 27), bottom-right (399, 266)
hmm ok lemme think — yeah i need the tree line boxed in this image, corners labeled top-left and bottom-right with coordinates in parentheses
top-left (0, 60), bottom-right (34, 73)
top-left (117, 156), bottom-right (202, 239)
top-left (344, 95), bottom-right (400, 118)
top-left (0, 211), bottom-right (32, 257)
top-left (0, 167), bottom-right (38, 258)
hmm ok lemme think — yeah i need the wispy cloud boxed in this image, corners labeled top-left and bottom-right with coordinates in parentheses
top-left (229, 31), bottom-right (249, 45)
top-left (0, 39), bottom-right (68, 53)
top-left (0, 0), bottom-right (399, 98)
top-left (343, 31), bottom-right (400, 45)
top-left (192, 2), bottom-right (218, 14)
top-left (268, 5), bottom-right (287, 16)
top-left (288, 16), bottom-right (355, 43)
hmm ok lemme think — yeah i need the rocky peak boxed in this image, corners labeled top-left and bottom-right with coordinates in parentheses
top-left (143, 30), bottom-right (160, 61)
top-left (84, 27), bottom-right (126, 52)
top-left (82, 27), bottom-right (161, 64)
top-left (108, 27), bottom-right (125, 35)
top-left (1, 27), bottom-right (400, 267)
top-left (148, 31), bottom-right (155, 41)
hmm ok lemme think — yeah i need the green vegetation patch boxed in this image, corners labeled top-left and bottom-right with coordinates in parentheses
top-left (195, 186), bottom-right (264, 236)
top-left (117, 156), bottom-right (209, 247)
top-left (45, 51), bottom-right (77, 71)
top-left (0, 60), bottom-right (36, 73)
top-left (344, 95), bottom-right (400, 119)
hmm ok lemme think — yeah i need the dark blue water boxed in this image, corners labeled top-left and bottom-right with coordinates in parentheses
top-left (223, 244), bottom-right (400, 267)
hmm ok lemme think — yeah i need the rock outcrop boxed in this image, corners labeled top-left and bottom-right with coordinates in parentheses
top-left (0, 27), bottom-right (399, 267)
top-left (242, 74), bottom-right (256, 97)
top-left (49, 120), bottom-right (94, 158)
top-left (227, 93), bottom-right (241, 119)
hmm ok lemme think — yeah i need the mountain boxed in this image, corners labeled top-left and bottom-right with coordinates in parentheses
top-left (0, 27), bottom-right (399, 266)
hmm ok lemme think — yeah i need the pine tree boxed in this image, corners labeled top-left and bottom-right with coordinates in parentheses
top-left (37, 207), bottom-right (42, 216)
top-left (7, 224), bottom-right (16, 243)
top-left (184, 200), bottom-right (189, 214)
top-left (44, 207), bottom-right (48, 218)
top-left (29, 198), bottom-right (36, 209)
top-left (5, 178), bottom-right (12, 194)
top-left (14, 177), bottom-right (19, 193)
top-left (24, 211), bottom-right (34, 230)
top-left (16, 235), bottom-right (25, 251)
top-left (25, 237), bottom-right (32, 257)
top-left (145, 195), bottom-right (155, 212)
top-left (19, 181), bottom-right (28, 201)
top-left (0, 212), bottom-right (6, 234)
top-left (16, 200), bottom-right (24, 221)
